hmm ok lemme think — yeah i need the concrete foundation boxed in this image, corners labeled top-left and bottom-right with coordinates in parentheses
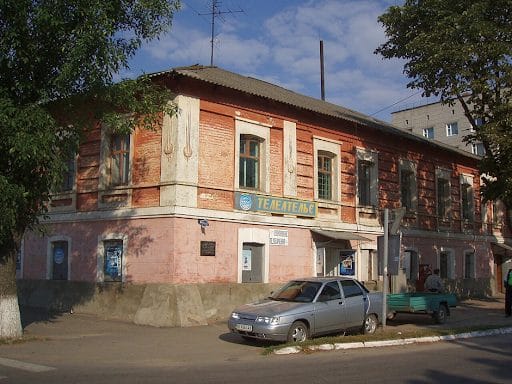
top-left (17, 280), bottom-right (282, 327)
top-left (17, 277), bottom-right (493, 328)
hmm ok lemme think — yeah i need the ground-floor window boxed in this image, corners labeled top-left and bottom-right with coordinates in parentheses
top-left (439, 250), bottom-right (455, 279)
top-left (103, 240), bottom-right (123, 282)
top-left (50, 240), bottom-right (69, 280)
top-left (403, 250), bottom-right (419, 282)
top-left (464, 251), bottom-right (476, 278)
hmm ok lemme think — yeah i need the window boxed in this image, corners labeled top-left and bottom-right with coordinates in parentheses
top-left (471, 143), bottom-right (485, 156)
top-left (235, 119), bottom-right (270, 194)
top-left (399, 160), bottom-right (417, 211)
top-left (239, 135), bottom-right (260, 189)
top-left (60, 157), bottom-right (75, 192)
top-left (492, 200), bottom-right (503, 226)
top-left (446, 122), bottom-right (459, 136)
top-left (318, 152), bottom-right (332, 200)
top-left (51, 241), bottom-right (68, 280)
top-left (314, 137), bottom-right (340, 203)
top-left (340, 280), bottom-right (364, 298)
top-left (356, 149), bottom-right (378, 208)
top-left (358, 161), bottom-right (372, 206)
top-left (439, 250), bottom-right (455, 279)
top-left (423, 127), bottom-right (434, 139)
top-left (103, 240), bottom-right (123, 282)
top-left (318, 281), bottom-right (341, 301)
top-left (464, 251), bottom-right (475, 278)
top-left (436, 169), bottom-right (451, 220)
top-left (109, 134), bottom-right (130, 186)
top-left (460, 175), bottom-right (474, 221)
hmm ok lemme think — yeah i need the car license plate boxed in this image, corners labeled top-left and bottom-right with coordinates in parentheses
top-left (235, 324), bottom-right (252, 332)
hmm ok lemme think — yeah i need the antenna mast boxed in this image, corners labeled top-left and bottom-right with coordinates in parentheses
top-left (200, 0), bottom-right (243, 66)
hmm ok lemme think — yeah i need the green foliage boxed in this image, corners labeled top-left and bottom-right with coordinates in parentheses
top-left (0, 0), bottom-right (180, 257)
top-left (375, 0), bottom-right (512, 205)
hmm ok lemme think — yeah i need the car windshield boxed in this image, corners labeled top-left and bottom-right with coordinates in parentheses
top-left (271, 281), bottom-right (322, 303)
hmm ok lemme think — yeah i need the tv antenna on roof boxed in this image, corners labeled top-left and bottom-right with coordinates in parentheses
top-left (199, 0), bottom-right (243, 66)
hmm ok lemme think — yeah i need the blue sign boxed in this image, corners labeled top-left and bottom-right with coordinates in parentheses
top-left (339, 251), bottom-right (355, 276)
top-left (235, 192), bottom-right (317, 217)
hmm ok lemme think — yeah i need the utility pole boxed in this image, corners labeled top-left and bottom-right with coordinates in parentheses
top-left (199, 0), bottom-right (243, 66)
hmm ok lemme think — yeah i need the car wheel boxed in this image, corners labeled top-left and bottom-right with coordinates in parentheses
top-left (362, 314), bottom-right (378, 335)
top-left (434, 304), bottom-right (448, 324)
top-left (386, 311), bottom-right (396, 321)
top-left (287, 321), bottom-right (309, 343)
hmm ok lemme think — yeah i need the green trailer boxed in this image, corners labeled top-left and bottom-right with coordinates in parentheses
top-left (387, 292), bottom-right (458, 324)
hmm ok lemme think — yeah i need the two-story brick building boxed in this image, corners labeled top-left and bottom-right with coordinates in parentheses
top-left (16, 65), bottom-right (512, 325)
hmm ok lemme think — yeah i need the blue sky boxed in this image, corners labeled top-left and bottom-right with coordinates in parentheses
top-left (126, 0), bottom-right (436, 122)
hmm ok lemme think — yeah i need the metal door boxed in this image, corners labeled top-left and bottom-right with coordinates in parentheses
top-left (242, 243), bottom-right (263, 283)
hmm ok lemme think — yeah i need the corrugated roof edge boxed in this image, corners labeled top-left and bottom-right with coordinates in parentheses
top-left (147, 65), bottom-right (479, 160)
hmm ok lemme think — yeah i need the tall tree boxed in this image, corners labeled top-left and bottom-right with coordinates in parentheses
top-left (375, 0), bottom-right (512, 205)
top-left (0, 0), bottom-right (180, 339)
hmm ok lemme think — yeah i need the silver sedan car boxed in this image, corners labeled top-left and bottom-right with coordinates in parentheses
top-left (228, 277), bottom-right (383, 343)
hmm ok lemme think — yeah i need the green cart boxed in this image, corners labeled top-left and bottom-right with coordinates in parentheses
top-left (387, 292), bottom-right (458, 324)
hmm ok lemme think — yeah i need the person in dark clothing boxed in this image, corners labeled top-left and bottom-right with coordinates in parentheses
top-left (505, 268), bottom-right (512, 317)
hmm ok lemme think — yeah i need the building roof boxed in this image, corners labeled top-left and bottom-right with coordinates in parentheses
top-left (149, 65), bottom-right (479, 160)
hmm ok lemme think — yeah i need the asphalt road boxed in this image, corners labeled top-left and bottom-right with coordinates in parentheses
top-left (1, 305), bottom-right (512, 384)
top-left (2, 330), bottom-right (511, 383)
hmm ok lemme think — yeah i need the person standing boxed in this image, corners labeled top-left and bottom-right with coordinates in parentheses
top-left (505, 268), bottom-right (512, 317)
top-left (424, 268), bottom-right (444, 293)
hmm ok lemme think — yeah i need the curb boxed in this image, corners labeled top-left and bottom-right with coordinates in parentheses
top-left (273, 326), bottom-right (512, 355)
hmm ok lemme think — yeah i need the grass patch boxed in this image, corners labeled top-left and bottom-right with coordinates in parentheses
top-left (263, 324), bottom-right (508, 355)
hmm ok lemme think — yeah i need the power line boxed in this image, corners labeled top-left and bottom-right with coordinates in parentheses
top-left (198, 0), bottom-right (243, 66)
top-left (370, 90), bottom-right (423, 117)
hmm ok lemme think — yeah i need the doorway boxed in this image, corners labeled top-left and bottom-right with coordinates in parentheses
top-left (242, 243), bottom-right (263, 283)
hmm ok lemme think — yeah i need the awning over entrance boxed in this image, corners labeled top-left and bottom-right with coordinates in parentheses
top-left (492, 242), bottom-right (512, 254)
top-left (310, 229), bottom-right (371, 242)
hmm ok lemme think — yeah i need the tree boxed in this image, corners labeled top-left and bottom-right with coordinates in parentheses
top-left (0, 0), bottom-right (180, 339)
top-left (375, 0), bottom-right (512, 205)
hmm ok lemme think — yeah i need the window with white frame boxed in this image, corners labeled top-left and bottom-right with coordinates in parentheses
top-left (318, 152), bottom-right (333, 200)
top-left (423, 127), bottom-right (434, 139)
top-left (399, 159), bottom-right (417, 212)
top-left (464, 251), bottom-right (475, 278)
top-left (460, 174), bottom-right (474, 221)
top-left (436, 168), bottom-right (451, 220)
top-left (314, 137), bottom-right (340, 202)
top-left (471, 143), bottom-right (485, 156)
top-left (439, 250), bottom-right (455, 279)
top-left (239, 135), bottom-right (261, 190)
top-left (235, 119), bottom-right (270, 194)
top-left (357, 149), bottom-right (378, 207)
top-left (446, 122), bottom-right (459, 137)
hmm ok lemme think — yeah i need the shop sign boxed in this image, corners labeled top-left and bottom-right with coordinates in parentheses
top-left (235, 192), bottom-right (317, 217)
top-left (270, 229), bottom-right (288, 246)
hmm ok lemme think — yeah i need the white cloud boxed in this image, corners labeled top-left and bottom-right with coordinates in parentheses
top-left (128, 0), bottom-right (410, 121)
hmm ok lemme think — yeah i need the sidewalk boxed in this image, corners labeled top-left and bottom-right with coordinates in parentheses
top-left (11, 296), bottom-right (512, 361)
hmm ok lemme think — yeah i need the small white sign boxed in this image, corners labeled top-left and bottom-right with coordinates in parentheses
top-left (270, 229), bottom-right (288, 246)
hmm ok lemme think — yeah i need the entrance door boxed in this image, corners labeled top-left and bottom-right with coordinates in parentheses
top-left (52, 241), bottom-right (68, 280)
top-left (242, 243), bottom-right (263, 283)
